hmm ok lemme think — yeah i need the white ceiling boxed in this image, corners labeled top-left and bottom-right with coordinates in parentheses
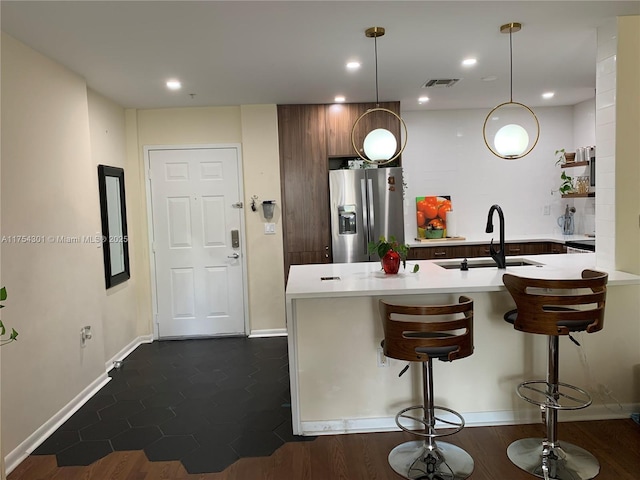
top-left (2, 1), bottom-right (639, 111)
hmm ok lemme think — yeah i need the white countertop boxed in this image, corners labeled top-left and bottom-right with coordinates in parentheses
top-left (286, 253), bottom-right (640, 300)
top-left (407, 233), bottom-right (593, 248)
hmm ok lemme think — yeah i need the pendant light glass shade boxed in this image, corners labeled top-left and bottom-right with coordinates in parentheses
top-left (494, 124), bottom-right (529, 156)
top-left (483, 23), bottom-right (539, 160)
top-left (351, 27), bottom-right (407, 165)
top-left (363, 128), bottom-right (398, 161)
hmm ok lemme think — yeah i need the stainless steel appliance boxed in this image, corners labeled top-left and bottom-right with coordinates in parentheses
top-left (329, 167), bottom-right (404, 263)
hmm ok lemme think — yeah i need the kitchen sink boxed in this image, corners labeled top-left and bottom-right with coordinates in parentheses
top-left (435, 258), bottom-right (544, 270)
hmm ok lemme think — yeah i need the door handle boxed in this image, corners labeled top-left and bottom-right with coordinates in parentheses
top-left (227, 253), bottom-right (240, 259)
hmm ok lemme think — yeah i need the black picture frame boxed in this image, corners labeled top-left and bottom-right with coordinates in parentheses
top-left (97, 165), bottom-right (130, 288)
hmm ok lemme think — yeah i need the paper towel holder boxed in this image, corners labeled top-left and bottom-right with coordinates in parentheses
top-left (262, 200), bottom-right (276, 220)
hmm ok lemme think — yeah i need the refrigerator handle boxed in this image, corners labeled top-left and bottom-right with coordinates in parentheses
top-left (367, 178), bottom-right (375, 238)
top-left (360, 178), bottom-right (369, 255)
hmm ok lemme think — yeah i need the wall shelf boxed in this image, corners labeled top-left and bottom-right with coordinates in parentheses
top-left (561, 161), bottom-right (589, 168)
top-left (561, 192), bottom-right (595, 198)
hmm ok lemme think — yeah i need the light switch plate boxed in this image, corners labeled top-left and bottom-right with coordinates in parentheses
top-left (264, 223), bottom-right (276, 235)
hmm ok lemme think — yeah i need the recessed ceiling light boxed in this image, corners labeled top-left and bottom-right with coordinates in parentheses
top-left (346, 61), bottom-right (361, 70)
top-left (462, 58), bottom-right (477, 66)
top-left (418, 96), bottom-right (429, 104)
top-left (482, 75), bottom-right (498, 82)
top-left (542, 92), bottom-right (555, 99)
top-left (334, 96), bottom-right (346, 103)
top-left (166, 79), bottom-right (182, 90)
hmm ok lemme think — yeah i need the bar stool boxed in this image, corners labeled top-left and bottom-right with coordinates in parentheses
top-left (502, 269), bottom-right (607, 480)
top-left (379, 296), bottom-right (474, 480)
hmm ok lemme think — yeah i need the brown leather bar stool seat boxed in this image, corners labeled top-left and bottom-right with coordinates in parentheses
top-left (379, 296), bottom-right (474, 480)
top-left (502, 269), bottom-right (608, 480)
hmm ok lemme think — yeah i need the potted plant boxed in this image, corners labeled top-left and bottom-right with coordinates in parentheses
top-left (0, 287), bottom-right (18, 346)
top-left (368, 236), bottom-right (419, 274)
top-left (556, 148), bottom-right (575, 165)
top-left (559, 171), bottom-right (575, 195)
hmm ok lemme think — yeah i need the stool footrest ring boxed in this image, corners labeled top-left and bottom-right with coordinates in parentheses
top-left (395, 405), bottom-right (465, 439)
top-left (517, 380), bottom-right (592, 410)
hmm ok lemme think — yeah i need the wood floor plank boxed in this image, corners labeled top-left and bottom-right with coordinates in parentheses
top-left (7, 419), bottom-right (639, 480)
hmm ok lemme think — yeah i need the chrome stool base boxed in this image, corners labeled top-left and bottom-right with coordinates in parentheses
top-left (507, 438), bottom-right (600, 480)
top-left (389, 440), bottom-right (474, 480)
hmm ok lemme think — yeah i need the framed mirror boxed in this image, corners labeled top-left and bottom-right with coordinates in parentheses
top-left (98, 165), bottom-right (130, 288)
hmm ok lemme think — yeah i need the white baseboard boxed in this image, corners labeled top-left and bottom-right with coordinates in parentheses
top-left (248, 328), bottom-right (287, 338)
top-left (6, 335), bottom-right (154, 475)
top-left (4, 373), bottom-right (110, 475)
top-left (105, 334), bottom-right (153, 371)
top-left (299, 403), bottom-right (639, 436)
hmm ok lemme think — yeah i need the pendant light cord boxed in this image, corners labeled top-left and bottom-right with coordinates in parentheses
top-left (374, 33), bottom-right (380, 106)
top-left (509, 27), bottom-right (513, 103)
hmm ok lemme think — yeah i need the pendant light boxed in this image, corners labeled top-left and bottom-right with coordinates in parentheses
top-left (483, 22), bottom-right (540, 159)
top-left (351, 27), bottom-right (407, 165)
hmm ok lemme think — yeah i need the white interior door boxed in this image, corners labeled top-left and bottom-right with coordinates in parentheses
top-left (148, 146), bottom-right (245, 338)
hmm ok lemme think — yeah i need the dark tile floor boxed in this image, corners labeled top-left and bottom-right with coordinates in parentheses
top-left (33, 336), bottom-right (315, 473)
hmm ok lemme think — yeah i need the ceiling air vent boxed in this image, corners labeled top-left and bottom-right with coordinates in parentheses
top-left (422, 78), bottom-right (460, 88)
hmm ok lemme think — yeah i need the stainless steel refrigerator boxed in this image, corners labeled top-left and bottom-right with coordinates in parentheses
top-left (329, 167), bottom-right (405, 263)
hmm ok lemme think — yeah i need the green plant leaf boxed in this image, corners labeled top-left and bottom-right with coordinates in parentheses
top-left (0, 320), bottom-right (5, 336)
top-left (0, 287), bottom-right (6, 302)
top-left (412, 264), bottom-right (420, 273)
top-left (10, 329), bottom-right (18, 341)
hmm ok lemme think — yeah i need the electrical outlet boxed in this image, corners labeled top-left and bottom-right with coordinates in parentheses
top-left (377, 347), bottom-right (389, 367)
top-left (543, 205), bottom-right (551, 215)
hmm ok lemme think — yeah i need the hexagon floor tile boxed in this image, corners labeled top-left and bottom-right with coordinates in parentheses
top-left (32, 336), bottom-right (315, 473)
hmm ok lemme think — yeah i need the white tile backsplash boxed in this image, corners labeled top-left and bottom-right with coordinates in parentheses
top-left (596, 54), bottom-right (617, 76)
top-left (596, 71), bottom-right (616, 94)
top-left (594, 18), bottom-right (617, 267)
top-left (597, 187), bottom-right (616, 207)
top-left (595, 104), bottom-right (615, 126)
top-left (596, 154), bottom-right (615, 173)
top-left (401, 107), bottom-right (574, 239)
top-left (598, 121), bottom-right (616, 141)
top-left (596, 89), bottom-right (616, 110)
top-left (598, 171), bottom-right (615, 191)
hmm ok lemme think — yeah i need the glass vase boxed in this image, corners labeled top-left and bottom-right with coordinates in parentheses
top-left (382, 250), bottom-right (401, 274)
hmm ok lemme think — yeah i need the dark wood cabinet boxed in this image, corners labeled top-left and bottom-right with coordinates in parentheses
top-left (407, 245), bottom-right (472, 260)
top-left (279, 101), bottom-right (403, 279)
top-left (278, 104), bottom-right (331, 277)
top-left (325, 102), bottom-right (402, 158)
top-left (408, 241), bottom-right (568, 261)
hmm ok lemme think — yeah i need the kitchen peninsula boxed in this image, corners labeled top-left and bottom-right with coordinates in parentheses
top-left (285, 254), bottom-right (640, 436)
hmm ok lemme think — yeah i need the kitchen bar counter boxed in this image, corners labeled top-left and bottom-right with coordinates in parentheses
top-left (286, 255), bottom-right (640, 436)
top-left (286, 253), bottom-right (639, 300)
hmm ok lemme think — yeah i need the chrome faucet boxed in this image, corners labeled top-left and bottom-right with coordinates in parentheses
top-left (485, 204), bottom-right (506, 269)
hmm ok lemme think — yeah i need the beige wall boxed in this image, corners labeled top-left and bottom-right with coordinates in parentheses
top-left (0, 33), bottom-right (148, 461)
top-left (132, 105), bottom-right (286, 335)
top-left (240, 105), bottom-right (286, 332)
top-left (87, 90), bottom-right (152, 358)
top-left (615, 16), bottom-right (640, 274)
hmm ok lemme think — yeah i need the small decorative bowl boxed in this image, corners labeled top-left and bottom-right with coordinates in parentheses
top-left (564, 152), bottom-right (576, 163)
top-left (425, 229), bottom-right (444, 239)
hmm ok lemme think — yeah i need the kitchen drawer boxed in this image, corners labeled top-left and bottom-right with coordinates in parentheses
top-left (409, 241), bottom-right (567, 261)
top-left (408, 245), bottom-right (471, 260)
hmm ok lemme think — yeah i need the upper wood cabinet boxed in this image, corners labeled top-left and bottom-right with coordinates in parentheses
top-left (325, 101), bottom-right (402, 158)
